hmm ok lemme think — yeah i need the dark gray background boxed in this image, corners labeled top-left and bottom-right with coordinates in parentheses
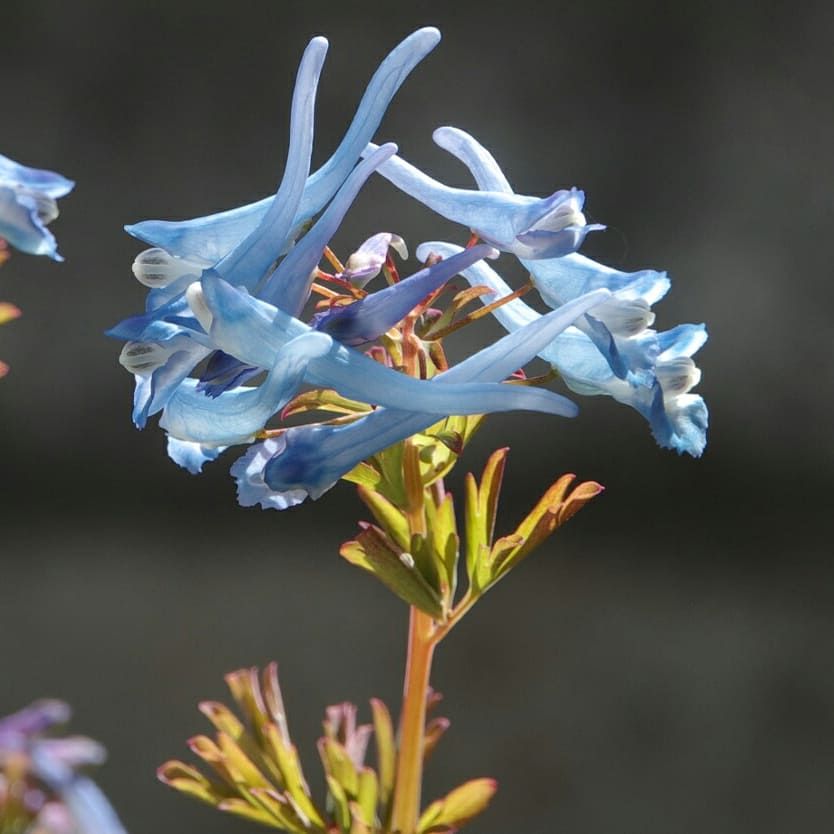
top-left (1, 2), bottom-right (832, 833)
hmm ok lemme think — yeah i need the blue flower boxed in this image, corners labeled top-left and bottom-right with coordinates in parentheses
top-left (110, 29), bottom-right (446, 430)
top-left (0, 153), bottom-right (74, 260)
top-left (0, 701), bottom-right (127, 834)
top-left (361, 141), bottom-right (604, 259)
top-left (230, 288), bottom-right (611, 509)
top-left (430, 126), bottom-right (672, 380)
top-left (162, 263), bottom-right (593, 449)
top-left (124, 28), bottom-right (441, 264)
top-left (416, 241), bottom-right (707, 457)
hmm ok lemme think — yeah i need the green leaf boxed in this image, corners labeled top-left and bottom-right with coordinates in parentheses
top-left (489, 475), bottom-right (604, 584)
top-left (340, 524), bottom-right (444, 618)
top-left (463, 472), bottom-right (487, 592)
top-left (217, 797), bottom-right (279, 827)
top-left (198, 701), bottom-right (245, 739)
top-left (425, 491), bottom-right (459, 601)
top-left (417, 778), bottom-right (498, 834)
top-left (357, 486), bottom-right (410, 552)
top-left (157, 760), bottom-right (226, 805)
top-left (477, 448), bottom-right (508, 550)
top-left (355, 768), bottom-right (378, 825)
top-left (318, 738), bottom-right (359, 797)
top-left (262, 725), bottom-right (325, 827)
top-left (326, 775), bottom-right (352, 833)
top-left (248, 788), bottom-right (312, 833)
top-left (342, 461), bottom-right (383, 491)
top-left (370, 698), bottom-right (395, 816)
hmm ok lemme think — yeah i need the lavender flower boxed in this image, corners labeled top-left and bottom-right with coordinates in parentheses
top-left (0, 701), bottom-right (126, 834)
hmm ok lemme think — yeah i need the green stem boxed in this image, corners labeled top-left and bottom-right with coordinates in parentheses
top-left (390, 606), bottom-right (436, 834)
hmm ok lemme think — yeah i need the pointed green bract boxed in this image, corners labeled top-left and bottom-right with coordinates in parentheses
top-left (417, 778), bottom-right (497, 834)
top-left (370, 699), bottom-right (396, 819)
top-left (340, 524), bottom-right (445, 619)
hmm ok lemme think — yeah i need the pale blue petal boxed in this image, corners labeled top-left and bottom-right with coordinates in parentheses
top-left (233, 288), bottom-right (612, 506)
top-left (431, 126), bottom-right (513, 193)
top-left (198, 273), bottom-right (590, 418)
top-left (298, 27), bottom-right (440, 219)
top-left (657, 323), bottom-right (708, 359)
top-left (30, 749), bottom-right (127, 834)
top-left (159, 331), bottom-right (333, 445)
top-left (197, 350), bottom-right (260, 397)
top-left (106, 295), bottom-right (198, 341)
top-left (365, 142), bottom-right (600, 258)
top-left (258, 143), bottom-right (398, 313)
top-left (0, 153), bottom-right (74, 198)
top-left (525, 251), bottom-right (669, 307)
top-left (126, 29), bottom-right (440, 262)
top-left (167, 437), bottom-right (227, 474)
top-left (312, 244), bottom-right (497, 346)
top-left (232, 437), bottom-right (311, 510)
top-left (416, 242), bottom-right (709, 456)
top-left (0, 186), bottom-right (62, 259)
top-left (652, 392), bottom-right (708, 457)
top-left (214, 37), bottom-right (327, 287)
top-left (364, 142), bottom-right (564, 248)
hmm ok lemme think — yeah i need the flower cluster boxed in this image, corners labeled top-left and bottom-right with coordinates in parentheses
top-left (109, 28), bottom-right (707, 511)
top-left (0, 701), bottom-right (126, 834)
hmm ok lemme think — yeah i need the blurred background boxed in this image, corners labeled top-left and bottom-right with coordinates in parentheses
top-left (1, 1), bottom-right (832, 833)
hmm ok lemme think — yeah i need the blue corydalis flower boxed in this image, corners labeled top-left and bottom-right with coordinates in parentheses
top-left (428, 126), bottom-right (672, 380)
top-left (231, 288), bottom-right (612, 509)
top-left (111, 28), bottom-right (444, 429)
top-left (361, 141), bottom-right (604, 259)
top-left (0, 701), bottom-right (127, 834)
top-left (164, 256), bottom-right (588, 448)
top-left (125, 28), bottom-right (441, 264)
top-left (417, 241), bottom-right (707, 457)
top-left (418, 125), bottom-right (708, 454)
top-left (0, 153), bottom-right (74, 260)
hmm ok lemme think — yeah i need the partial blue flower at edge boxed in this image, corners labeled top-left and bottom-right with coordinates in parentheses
top-left (0, 152), bottom-right (74, 260)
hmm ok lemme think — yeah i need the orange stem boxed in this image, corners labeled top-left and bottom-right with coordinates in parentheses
top-left (390, 607), bottom-right (436, 834)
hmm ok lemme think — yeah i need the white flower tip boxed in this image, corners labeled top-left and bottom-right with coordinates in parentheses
top-left (119, 341), bottom-right (168, 376)
top-left (657, 357), bottom-right (701, 397)
top-left (185, 281), bottom-right (213, 332)
top-left (132, 248), bottom-right (199, 288)
top-left (389, 234), bottom-right (408, 261)
top-left (596, 297), bottom-right (655, 337)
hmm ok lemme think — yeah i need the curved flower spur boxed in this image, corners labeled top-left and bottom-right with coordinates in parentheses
top-left (110, 29), bottom-right (610, 489)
